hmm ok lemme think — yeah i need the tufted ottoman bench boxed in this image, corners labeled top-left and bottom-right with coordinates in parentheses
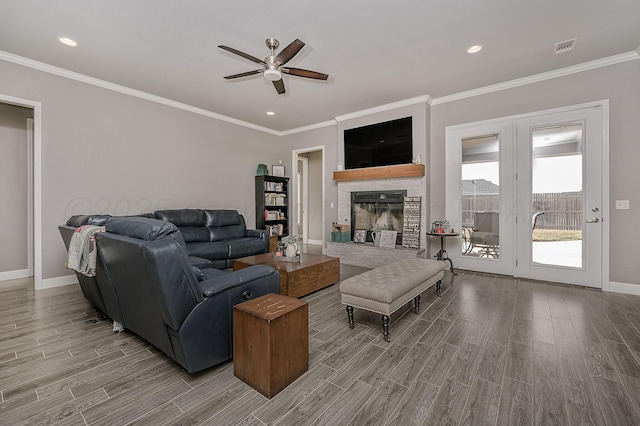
top-left (339, 258), bottom-right (445, 342)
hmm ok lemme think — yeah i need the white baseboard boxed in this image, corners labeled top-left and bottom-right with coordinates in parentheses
top-left (307, 239), bottom-right (323, 245)
top-left (609, 281), bottom-right (640, 296)
top-left (0, 269), bottom-right (30, 282)
top-left (41, 274), bottom-right (78, 289)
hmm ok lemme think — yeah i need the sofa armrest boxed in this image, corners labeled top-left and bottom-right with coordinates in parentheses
top-left (199, 265), bottom-right (278, 297)
top-left (245, 228), bottom-right (266, 238)
top-left (246, 228), bottom-right (269, 253)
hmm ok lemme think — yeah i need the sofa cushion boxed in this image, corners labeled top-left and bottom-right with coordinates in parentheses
top-left (180, 226), bottom-right (211, 243)
top-left (227, 237), bottom-right (268, 258)
top-left (187, 241), bottom-right (229, 260)
top-left (209, 225), bottom-right (246, 242)
top-left (190, 265), bottom-right (226, 282)
top-left (188, 256), bottom-right (212, 270)
top-left (155, 209), bottom-right (206, 227)
top-left (204, 209), bottom-right (242, 227)
top-left (201, 267), bottom-right (227, 281)
top-left (106, 217), bottom-right (177, 241)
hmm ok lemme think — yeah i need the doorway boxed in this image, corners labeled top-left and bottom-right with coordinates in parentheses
top-left (0, 94), bottom-right (42, 289)
top-left (292, 146), bottom-right (325, 252)
top-left (446, 102), bottom-right (608, 288)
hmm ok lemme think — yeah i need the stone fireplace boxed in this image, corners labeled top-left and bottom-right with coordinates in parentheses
top-left (327, 173), bottom-right (428, 268)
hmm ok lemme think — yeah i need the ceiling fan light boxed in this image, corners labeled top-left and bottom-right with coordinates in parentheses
top-left (264, 69), bottom-right (281, 81)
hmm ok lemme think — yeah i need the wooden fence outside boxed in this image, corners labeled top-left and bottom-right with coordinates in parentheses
top-left (461, 192), bottom-right (583, 230)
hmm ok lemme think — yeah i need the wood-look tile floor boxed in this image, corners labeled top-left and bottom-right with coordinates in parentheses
top-left (2, 266), bottom-right (640, 425)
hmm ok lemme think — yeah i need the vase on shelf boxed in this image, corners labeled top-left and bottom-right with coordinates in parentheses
top-left (256, 164), bottom-right (268, 176)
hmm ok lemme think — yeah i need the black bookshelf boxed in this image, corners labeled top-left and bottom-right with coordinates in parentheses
top-left (255, 175), bottom-right (289, 238)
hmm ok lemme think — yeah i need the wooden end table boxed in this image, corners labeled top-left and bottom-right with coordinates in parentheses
top-left (232, 252), bottom-right (340, 298)
top-left (233, 293), bottom-right (308, 398)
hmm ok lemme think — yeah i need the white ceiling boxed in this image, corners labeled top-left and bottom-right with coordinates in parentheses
top-left (1, 0), bottom-right (639, 133)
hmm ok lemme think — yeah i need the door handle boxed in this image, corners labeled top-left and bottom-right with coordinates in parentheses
top-left (586, 217), bottom-right (599, 223)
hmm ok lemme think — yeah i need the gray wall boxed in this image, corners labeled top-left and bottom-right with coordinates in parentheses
top-left (0, 102), bottom-right (33, 273)
top-left (430, 60), bottom-right (640, 286)
top-left (0, 60), bottom-right (279, 281)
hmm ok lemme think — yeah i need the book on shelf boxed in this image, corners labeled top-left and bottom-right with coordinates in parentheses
top-left (264, 193), bottom-right (287, 206)
top-left (264, 181), bottom-right (284, 192)
top-left (266, 224), bottom-right (284, 236)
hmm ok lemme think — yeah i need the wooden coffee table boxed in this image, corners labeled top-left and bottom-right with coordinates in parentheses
top-left (233, 253), bottom-right (340, 298)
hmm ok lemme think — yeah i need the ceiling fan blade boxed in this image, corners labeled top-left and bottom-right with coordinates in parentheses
top-left (218, 45), bottom-right (266, 66)
top-left (282, 67), bottom-right (329, 80)
top-left (223, 69), bottom-right (263, 79)
top-left (275, 39), bottom-right (305, 66)
top-left (272, 79), bottom-right (286, 94)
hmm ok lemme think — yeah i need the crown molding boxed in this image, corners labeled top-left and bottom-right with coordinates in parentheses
top-left (0, 50), bottom-right (280, 136)
top-left (3, 48), bottom-right (638, 135)
top-left (279, 120), bottom-right (337, 136)
top-left (431, 51), bottom-right (640, 105)
top-left (334, 95), bottom-right (432, 122)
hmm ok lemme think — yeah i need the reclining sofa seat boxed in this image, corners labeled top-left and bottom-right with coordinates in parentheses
top-left (60, 214), bottom-right (213, 326)
top-left (59, 214), bottom-right (124, 325)
top-left (154, 209), bottom-right (268, 269)
top-left (95, 216), bottom-right (280, 373)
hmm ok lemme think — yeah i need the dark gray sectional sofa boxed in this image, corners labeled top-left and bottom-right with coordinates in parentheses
top-left (153, 209), bottom-right (268, 269)
top-left (59, 214), bottom-right (279, 373)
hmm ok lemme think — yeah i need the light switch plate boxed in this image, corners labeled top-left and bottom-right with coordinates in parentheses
top-left (616, 200), bottom-right (630, 209)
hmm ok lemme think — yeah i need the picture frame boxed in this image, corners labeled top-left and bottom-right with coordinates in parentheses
top-left (272, 165), bottom-right (285, 177)
top-left (379, 230), bottom-right (398, 249)
top-left (353, 229), bottom-right (367, 243)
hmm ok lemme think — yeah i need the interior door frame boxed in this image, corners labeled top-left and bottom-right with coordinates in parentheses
top-left (445, 100), bottom-right (609, 289)
top-left (298, 155), bottom-right (309, 244)
top-left (291, 145), bottom-right (326, 250)
top-left (27, 118), bottom-right (34, 276)
top-left (0, 93), bottom-right (42, 290)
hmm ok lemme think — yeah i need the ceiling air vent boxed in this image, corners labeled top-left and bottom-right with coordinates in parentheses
top-left (554, 38), bottom-right (577, 55)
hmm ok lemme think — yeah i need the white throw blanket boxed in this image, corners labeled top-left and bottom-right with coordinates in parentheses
top-left (65, 225), bottom-right (105, 277)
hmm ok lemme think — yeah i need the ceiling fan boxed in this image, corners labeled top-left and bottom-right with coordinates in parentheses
top-left (218, 38), bottom-right (329, 94)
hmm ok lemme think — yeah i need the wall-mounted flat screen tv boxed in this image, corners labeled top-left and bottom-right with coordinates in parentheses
top-left (344, 117), bottom-right (412, 169)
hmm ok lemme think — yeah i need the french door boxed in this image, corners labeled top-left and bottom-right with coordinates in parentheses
top-left (446, 120), bottom-right (515, 276)
top-left (446, 103), bottom-right (606, 287)
top-left (515, 107), bottom-right (603, 287)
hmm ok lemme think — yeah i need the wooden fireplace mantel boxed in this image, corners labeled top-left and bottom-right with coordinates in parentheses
top-left (333, 164), bottom-right (425, 182)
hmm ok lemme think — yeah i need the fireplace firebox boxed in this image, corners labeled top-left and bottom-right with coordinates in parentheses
top-left (350, 190), bottom-right (407, 245)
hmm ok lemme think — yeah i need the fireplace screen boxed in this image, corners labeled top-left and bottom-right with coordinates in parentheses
top-left (350, 190), bottom-right (406, 245)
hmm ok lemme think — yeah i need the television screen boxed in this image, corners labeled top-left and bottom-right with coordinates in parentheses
top-left (344, 117), bottom-right (412, 169)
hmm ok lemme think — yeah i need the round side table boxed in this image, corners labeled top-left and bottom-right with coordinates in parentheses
top-left (426, 232), bottom-right (459, 275)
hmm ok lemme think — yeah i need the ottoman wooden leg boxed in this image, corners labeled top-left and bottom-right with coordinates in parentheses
top-left (436, 280), bottom-right (442, 297)
top-left (414, 294), bottom-right (421, 314)
top-left (382, 315), bottom-right (390, 342)
top-left (346, 305), bottom-right (355, 329)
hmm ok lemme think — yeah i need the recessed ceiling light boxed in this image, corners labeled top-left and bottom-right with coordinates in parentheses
top-left (58, 37), bottom-right (78, 47)
top-left (266, 111), bottom-right (275, 116)
top-left (467, 45), bottom-right (483, 54)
